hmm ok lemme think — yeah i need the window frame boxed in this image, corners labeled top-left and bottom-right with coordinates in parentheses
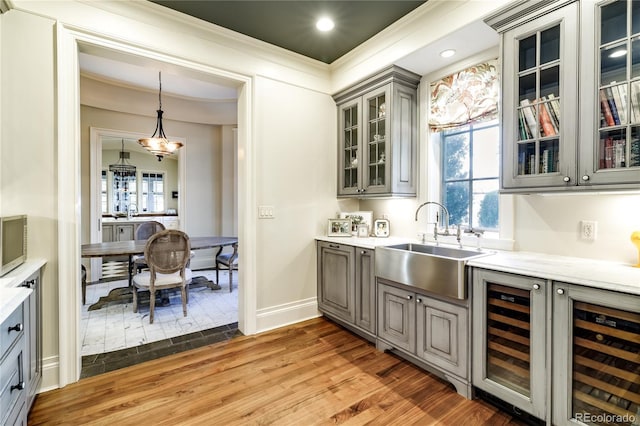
top-left (440, 119), bottom-right (500, 232)
top-left (140, 171), bottom-right (166, 214)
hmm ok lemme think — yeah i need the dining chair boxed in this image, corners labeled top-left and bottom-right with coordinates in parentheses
top-left (133, 221), bottom-right (165, 273)
top-left (132, 229), bottom-right (192, 324)
top-left (215, 243), bottom-right (238, 292)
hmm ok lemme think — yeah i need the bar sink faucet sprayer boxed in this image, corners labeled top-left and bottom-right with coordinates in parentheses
top-left (414, 201), bottom-right (451, 245)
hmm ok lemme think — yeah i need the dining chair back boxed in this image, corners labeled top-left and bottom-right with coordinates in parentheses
top-left (133, 221), bottom-right (166, 273)
top-left (132, 229), bottom-right (192, 323)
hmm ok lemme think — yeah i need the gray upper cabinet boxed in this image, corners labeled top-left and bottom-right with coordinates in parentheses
top-left (486, 0), bottom-right (640, 192)
top-left (334, 66), bottom-right (419, 198)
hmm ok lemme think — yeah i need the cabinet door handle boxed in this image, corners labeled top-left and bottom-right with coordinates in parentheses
top-left (361, 250), bottom-right (366, 254)
top-left (406, 295), bottom-right (413, 300)
top-left (11, 381), bottom-right (25, 392)
top-left (532, 283), bottom-right (540, 290)
top-left (557, 288), bottom-right (565, 295)
top-left (581, 175), bottom-right (590, 181)
top-left (8, 323), bottom-right (23, 333)
top-left (22, 279), bottom-right (36, 288)
top-left (563, 176), bottom-right (570, 183)
top-left (416, 298), bottom-right (422, 304)
top-left (329, 244), bottom-right (340, 249)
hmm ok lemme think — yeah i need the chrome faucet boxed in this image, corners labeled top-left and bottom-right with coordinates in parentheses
top-left (414, 201), bottom-right (451, 244)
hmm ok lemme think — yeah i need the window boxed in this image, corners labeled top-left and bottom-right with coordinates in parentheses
top-left (101, 170), bottom-right (108, 214)
top-left (141, 172), bottom-right (165, 213)
top-left (441, 120), bottom-right (499, 231)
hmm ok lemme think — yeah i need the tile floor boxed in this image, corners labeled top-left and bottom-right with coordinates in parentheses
top-left (80, 269), bottom-right (238, 356)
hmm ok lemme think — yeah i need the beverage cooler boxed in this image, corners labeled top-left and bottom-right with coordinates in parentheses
top-left (472, 269), bottom-right (547, 421)
top-left (553, 283), bottom-right (640, 426)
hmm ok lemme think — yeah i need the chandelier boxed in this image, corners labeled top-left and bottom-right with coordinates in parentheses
top-left (138, 71), bottom-right (183, 161)
top-left (109, 139), bottom-right (136, 177)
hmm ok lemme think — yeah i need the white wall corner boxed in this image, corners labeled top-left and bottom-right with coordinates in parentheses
top-left (255, 297), bottom-right (321, 334)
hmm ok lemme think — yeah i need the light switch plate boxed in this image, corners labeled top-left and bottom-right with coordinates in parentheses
top-left (258, 205), bottom-right (275, 219)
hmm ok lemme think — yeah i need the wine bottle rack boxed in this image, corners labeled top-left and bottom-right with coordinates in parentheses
top-left (486, 283), bottom-right (532, 396)
top-left (572, 301), bottom-right (640, 423)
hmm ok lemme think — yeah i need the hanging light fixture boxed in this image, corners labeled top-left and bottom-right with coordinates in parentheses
top-left (138, 71), bottom-right (183, 161)
top-left (109, 139), bottom-right (136, 177)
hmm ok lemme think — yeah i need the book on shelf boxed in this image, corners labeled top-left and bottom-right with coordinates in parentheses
top-left (606, 87), bottom-right (621, 125)
top-left (520, 99), bottom-right (538, 138)
top-left (611, 85), bottom-right (626, 124)
top-left (542, 149), bottom-right (549, 173)
top-left (546, 94), bottom-right (561, 130)
top-left (600, 89), bottom-right (616, 127)
top-left (538, 101), bottom-right (556, 137)
top-left (631, 82), bottom-right (640, 124)
top-left (518, 110), bottom-right (531, 140)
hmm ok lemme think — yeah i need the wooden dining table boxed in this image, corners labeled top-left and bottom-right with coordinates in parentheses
top-left (81, 236), bottom-right (238, 310)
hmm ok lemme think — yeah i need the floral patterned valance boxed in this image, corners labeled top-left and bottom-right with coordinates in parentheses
top-left (429, 60), bottom-right (499, 132)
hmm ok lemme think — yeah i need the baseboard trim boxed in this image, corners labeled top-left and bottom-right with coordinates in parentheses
top-left (39, 355), bottom-right (61, 392)
top-left (256, 297), bottom-right (321, 333)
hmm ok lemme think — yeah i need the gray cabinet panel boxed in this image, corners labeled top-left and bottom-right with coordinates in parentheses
top-left (417, 296), bottom-right (467, 379)
top-left (317, 242), bottom-right (355, 323)
top-left (377, 282), bottom-right (415, 353)
top-left (355, 248), bottom-right (375, 333)
top-left (101, 224), bottom-right (114, 243)
top-left (22, 270), bottom-right (41, 412)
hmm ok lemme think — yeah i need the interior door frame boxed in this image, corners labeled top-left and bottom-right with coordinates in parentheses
top-left (88, 127), bottom-right (186, 282)
top-left (57, 24), bottom-right (256, 387)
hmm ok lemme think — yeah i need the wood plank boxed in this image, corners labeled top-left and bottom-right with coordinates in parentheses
top-left (29, 318), bottom-right (527, 425)
top-left (488, 354), bottom-right (530, 379)
top-left (574, 371), bottom-right (640, 405)
top-left (489, 297), bottom-right (530, 314)
top-left (489, 325), bottom-right (530, 346)
top-left (574, 336), bottom-right (640, 364)
top-left (488, 340), bottom-right (530, 362)
top-left (489, 283), bottom-right (530, 299)
top-left (573, 389), bottom-right (638, 419)
top-left (574, 318), bottom-right (640, 343)
top-left (574, 355), bottom-right (639, 383)
top-left (488, 312), bottom-right (531, 331)
top-left (575, 301), bottom-right (640, 323)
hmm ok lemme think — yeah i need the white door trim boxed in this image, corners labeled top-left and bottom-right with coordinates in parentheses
top-left (56, 22), bottom-right (256, 387)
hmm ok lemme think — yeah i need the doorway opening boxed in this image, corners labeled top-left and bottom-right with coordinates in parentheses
top-left (77, 43), bottom-right (243, 375)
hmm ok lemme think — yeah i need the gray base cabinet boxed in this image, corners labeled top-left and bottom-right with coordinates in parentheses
top-left (1, 301), bottom-right (27, 425)
top-left (377, 280), bottom-right (470, 397)
top-left (21, 270), bottom-right (41, 412)
top-left (316, 241), bottom-right (376, 340)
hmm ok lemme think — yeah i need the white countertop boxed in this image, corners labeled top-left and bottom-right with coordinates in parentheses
top-left (316, 236), bottom-right (640, 295)
top-left (0, 287), bottom-right (31, 324)
top-left (468, 251), bottom-right (640, 296)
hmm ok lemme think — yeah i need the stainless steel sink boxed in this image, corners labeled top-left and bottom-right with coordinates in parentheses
top-left (375, 243), bottom-right (492, 300)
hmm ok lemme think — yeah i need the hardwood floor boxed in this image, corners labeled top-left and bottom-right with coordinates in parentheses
top-left (29, 318), bottom-right (525, 425)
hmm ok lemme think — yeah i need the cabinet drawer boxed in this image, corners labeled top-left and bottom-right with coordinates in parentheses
top-left (0, 335), bottom-right (25, 425)
top-left (1, 303), bottom-right (24, 358)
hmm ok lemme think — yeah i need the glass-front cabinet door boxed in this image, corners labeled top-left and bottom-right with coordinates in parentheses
top-left (501, 2), bottom-right (578, 189)
top-left (552, 283), bottom-right (640, 425)
top-left (338, 98), bottom-right (362, 196)
top-left (472, 269), bottom-right (547, 420)
top-left (362, 85), bottom-right (390, 195)
top-left (580, 0), bottom-right (640, 185)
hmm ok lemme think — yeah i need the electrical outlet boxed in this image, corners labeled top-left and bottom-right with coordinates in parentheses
top-left (581, 220), bottom-right (597, 241)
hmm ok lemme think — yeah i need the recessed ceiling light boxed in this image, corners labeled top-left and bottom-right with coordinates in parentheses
top-left (316, 17), bottom-right (335, 32)
top-left (609, 48), bottom-right (627, 58)
top-left (440, 49), bottom-right (456, 58)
